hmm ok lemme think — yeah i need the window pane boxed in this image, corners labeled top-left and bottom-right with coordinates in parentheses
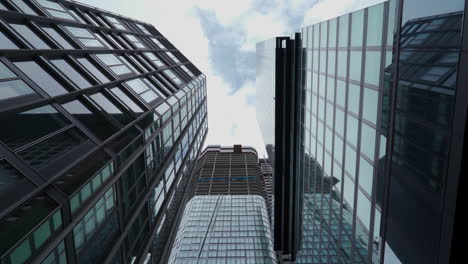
top-left (140, 90), bottom-right (158, 103)
top-left (337, 51), bottom-right (348, 77)
top-left (339, 14), bottom-right (349, 47)
top-left (349, 51), bottom-right (362, 81)
top-left (329, 18), bottom-right (337, 47)
top-left (0, 159), bottom-right (36, 214)
top-left (110, 87), bottom-right (144, 113)
top-left (65, 26), bottom-right (94, 38)
top-left (0, 61), bottom-right (16, 79)
top-left (42, 27), bottom-right (74, 49)
top-left (51, 59), bottom-right (91, 89)
top-left (90, 93), bottom-right (122, 114)
top-left (359, 157), bottom-right (373, 195)
top-left (343, 174), bottom-right (355, 209)
top-left (346, 114), bottom-right (359, 147)
top-left (77, 58), bottom-right (109, 83)
top-left (351, 10), bottom-right (364, 47)
top-left (11, 24), bottom-right (50, 49)
top-left (0, 80), bottom-right (35, 101)
top-left (80, 38), bottom-right (104, 47)
top-left (109, 65), bottom-right (131, 75)
top-left (14, 61), bottom-right (68, 96)
top-left (335, 108), bottom-right (344, 136)
top-left (345, 145), bottom-right (357, 178)
top-left (357, 190), bottom-right (371, 230)
top-left (126, 78), bottom-right (150, 94)
top-left (360, 123), bottom-right (376, 159)
top-left (363, 88), bottom-right (378, 123)
top-left (364, 51), bottom-right (382, 86)
top-left (367, 4), bottom-right (384, 46)
top-left (336, 80), bottom-right (346, 107)
top-left (12, 0), bottom-right (37, 15)
top-left (347, 83), bottom-right (360, 115)
top-left (0, 31), bottom-right (18, 49)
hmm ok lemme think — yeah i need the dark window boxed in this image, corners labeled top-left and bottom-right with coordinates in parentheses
top-left (62, 100), bottom-right (117, 140)
top-left (0, 159), bottom-right (36, 215)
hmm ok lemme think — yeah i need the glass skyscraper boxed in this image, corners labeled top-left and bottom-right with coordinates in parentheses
top-left (168, 146), bottom-right (276, 264)
top-left (0, 1), bottom-right (207, 263)
top-left (256, 0), bottom-right (466, 263)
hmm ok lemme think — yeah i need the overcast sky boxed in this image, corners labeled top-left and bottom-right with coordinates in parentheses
top-left (78, 0), bottom-right (384, 157)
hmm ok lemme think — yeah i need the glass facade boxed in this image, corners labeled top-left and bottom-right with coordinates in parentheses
top-left (256, 1), bottom-right (467, 264)
top-left (0, 1), bottom-right (207, 264)
top-left (168, 195), bottom-right (276, 264)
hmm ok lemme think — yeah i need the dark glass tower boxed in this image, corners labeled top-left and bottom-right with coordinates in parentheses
top-left (0, 1), bottom-right (207, 264)
top-left (256, 0), bottom-right (467, 263)
top-left (167, 145), bottom-right (276, 264)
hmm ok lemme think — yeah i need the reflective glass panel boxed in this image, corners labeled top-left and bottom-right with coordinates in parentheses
top-left (347, 83), bottom-right (360, 114)
top-left (367, 3), bottom-right (384, 46)
top-left (360, 123), bottom-right (376, 159)
top-left (14, 61), bottom-right (68, 96)
top-left (0, 32), bottom-right (18, 49)
top-left (0, 80), bottom-right (35, 101)
top-left (51, 59), bottom-right (91, 89)
top-left (347, 114), bottom-right (358, 147)
top-left (11, 24), bottom-right (50, 49)
top-left (351, 10), bottom-right (364, 47)
top-left (364, 51), bottom-right (381, 86)
top-left (362, 88), bottom-right (378, 124)
top-left (349, 51), bottom-right (362, 81)
top-left (42, 27), bottom-right (74, 49)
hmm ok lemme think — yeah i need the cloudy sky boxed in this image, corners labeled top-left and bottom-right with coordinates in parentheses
top-left (79, 0), bottom-right (384, 157)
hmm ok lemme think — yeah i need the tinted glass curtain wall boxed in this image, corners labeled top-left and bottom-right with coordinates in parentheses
top-left (0, 1), bottom-right (208, 264)
top-left (256, 0), bottom-right (467, 264)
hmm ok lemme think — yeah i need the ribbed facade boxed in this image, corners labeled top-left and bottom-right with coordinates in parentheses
top-left (0, 1), bottom-right (207, 263)
top-left (192, 146), bottom-right (264, 196)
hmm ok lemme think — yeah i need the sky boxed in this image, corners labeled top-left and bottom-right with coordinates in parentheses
top-left (78, 0), bottom-right (384, 158)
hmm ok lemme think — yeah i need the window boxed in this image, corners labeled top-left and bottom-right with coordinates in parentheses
top-left (105, 15), bottom-right (126, 30)
top-left (42, 27), bottom-right (74, 49)
top-left (76, 58), bottom-right (109, 84)
top-left (0, 159), bottom-right (36, 214)
top-left (110, 87), bottom-right (144, 113)
top-left (347, 83), bottom-right (360, 115)
top-left (163, 69), bottom-right (183, 85)
top-left (165, 52), bottom-right (180, 64)
top-left (137, 24), bottom-right (151, 35)
top-left (338, 14), bottom-right (349, 47)
top-left (0, 31), bottom-right (18, 49)
top-left (15, 60), bottom-right (68, 96)
top-left (10, 24), bottom-right (50, 49)
top-left (349, 51), bottom-right (362, 81)
top-left (73, 187), bottom-right (115, 251)
top-left (360, 123), bottom-right (376, 159)
top-left (125, 78), bottom-right (160, 104)
top-left (362, 88), bottom-right (378, 124)
top-left (124, 34), bottom-right (145, 48)
top-left (90, 92), bottom-right (134, 125)
top-left (51, 59), bottom-right (91, 89)
top-left (366, 4), bottom-right (384, 46)
top-left (41, 240), bottom-right (66, 264)
top-left (96, 54), bottom-right (132, 75)
top-left (351, 9), bottom-right (364, 47)
top-left (346, 114), bottom-right (359, 147)
top-left (359, 157), bottom-right (374, 195)
top-left (11, 0), bottom-right (37, 15)
top-left (65, 26), bottom-right (104, 47)
top-left (364, 51), bottom-right (381, 86)
top-left (36, 0), bottom-right (76, 21)
top-left (144, 52), bottom-right (165, 67)
top-left (0, 62), bottom-right (37, 104)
